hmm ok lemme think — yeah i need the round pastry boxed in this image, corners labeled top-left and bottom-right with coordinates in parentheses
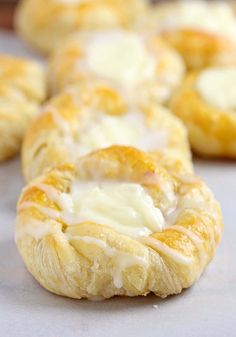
top-left (49, 29), bottom-right (185, 104)
top-left (22, 80), bottom-right (192, 182)
top-left (15, 145), bottom-right (223, 300)
top-left (170, 66), bottom-right (236, 158)
top-left (144, 0), bottom-right (236, 70)
top-left (15, 0), bottom-right (147, 54)
top-left (0, 55), bottom-right (46, 162)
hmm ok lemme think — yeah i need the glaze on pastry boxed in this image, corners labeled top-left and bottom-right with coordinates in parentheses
top-left (15, 0), bottom-right (147, 54)
top-left (49, 29), bottom-right (185, 104)
top-left (144, 0), bottom-right (236, 69)
top-left (22, 80), bottom-right (192, 182)
top-left (0, 55), bottom-right (46, 162)
top-left (171, 66), bottom-right (236, 158)
top-left (15, 146), bottom-right (223, 299)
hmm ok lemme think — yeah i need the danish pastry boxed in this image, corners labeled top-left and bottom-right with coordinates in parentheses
top-left (15, 0), bottom-right (147, 54)
top-left (144, 0), bottom-right (236, 70)
top-left (49, 29), bottom-right (185, 104)
top-left (170, 66), bottom-right (236, 158)
top-left (15, 146), bottom-right (223, 299)
top-left (22, 80), bottom-right (192, 182)
top-left (0, 55), bottom-right (46, 162)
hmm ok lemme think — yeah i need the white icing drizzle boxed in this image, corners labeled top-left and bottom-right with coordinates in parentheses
top-left (172, 225), bottom-right (205, 265)
top-left (68, 235), bottom-right (148, 288)
top-left (50, 107), bottom-right (70, 134)
top-left (16, 219), bottom-right (57, 241)
top-left (141, 237), bottom-right (192, 265)
top-left (19, 201), bottom-right (61, 220)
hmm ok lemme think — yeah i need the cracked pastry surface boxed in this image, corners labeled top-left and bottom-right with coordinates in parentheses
top-left (15, 0), bottom-right (147, 54)
top-left (0, 55), bottom-right (46, 162)
top-left (49, 29), bottom-right (185, 104)
top-left (22, 80), bottom-right (192, 182)
top-left (15, 146), bottom-right (223, 299)
top-left (143, 0), bottom-right (236, 69)
top-left (170, 66), bottom-right (236, 158)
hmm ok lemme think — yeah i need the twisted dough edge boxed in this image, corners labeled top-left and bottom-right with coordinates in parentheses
top-left (16, 146), bottom-right (223, 299)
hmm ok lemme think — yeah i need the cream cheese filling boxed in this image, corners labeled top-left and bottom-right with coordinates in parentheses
top-left (50, 107), bottom-right (168, 159)
top-left (159, 1), bottom-right (236, 39)
top-left (86, 31), bottom-right (156, 87)
top-left (196, 67), bottom-right (236, 110)
top-left (77, 113), bottom-right (167, 156)
top-left (59, 181), bottom-right (165, 237)
top-left (19, 181), bottom-right (165, 238)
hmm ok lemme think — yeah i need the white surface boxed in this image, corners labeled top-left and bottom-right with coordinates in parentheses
top-left (0, 31), bottom-right (236, 337)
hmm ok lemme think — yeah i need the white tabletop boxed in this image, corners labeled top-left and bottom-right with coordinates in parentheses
top-left (0, 31), bottom-right (235, 337)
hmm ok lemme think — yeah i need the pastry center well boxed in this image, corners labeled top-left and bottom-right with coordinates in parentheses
top-left (86, 31), bottom-right (156, 87)
top-left (58, 181), bottom-right (165, 237)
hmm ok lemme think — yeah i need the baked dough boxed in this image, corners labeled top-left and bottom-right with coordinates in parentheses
top-left (144, 0), bottom-right (236, 69)
top-left (170, 66), bottom-right (236, 158)
top-left (15, 145), bottom-right (223, 299)
top-left (22, 80), bottom-right (192, 182)
top-left (49, 29), bottom-right (185, 104)
top-left (15, 0), bottom-right (147, 54)
top-left (0, 55), bottom-right (46, 162)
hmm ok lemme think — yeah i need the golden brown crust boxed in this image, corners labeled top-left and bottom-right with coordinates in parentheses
top-left (0, 55), bottom-right (46, 162)
top-left (162, 29), bottom-right (236, 70)
top-left (15, 0), bottom-right (147, 54)
top-left (170, 71), bottom-right (236, 158)
top-left (22, 80), bottom-right (192, 182)
top-left (142, 0), bottom-right (236, 70)
top-left (15, 146), bottom-right (223, 299)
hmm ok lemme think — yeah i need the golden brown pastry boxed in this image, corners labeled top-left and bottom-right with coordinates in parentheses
top-left (22, 80), bottom-right (192, 182)
top-left (143, 0), bottom-right (236, 70)
top-left (15, 0), bottom-right (147, 54)
top-left (0, 55), bottom-right (46, 162)
top-left (170, 66), bottom-right (236, 158)
top-left (15, 145), bottom-right (223, 300)
top-left (49, 29), bottom-right (185, 104)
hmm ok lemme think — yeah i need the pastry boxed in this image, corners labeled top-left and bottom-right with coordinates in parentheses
top-left (144, 0), bottom-right (236, 70)
top-left (22, 80), bottom-right (192, 182)
top-left (49, 29), bottom-right (185, 104)
top-left (0, 55), bottom-right (46, 162)
top-left (170, 66), bottom-right (236, 158)
top-left (15, 0), bottom-right (147, 54)
top-left (15, 145), bottom-right (223, 299)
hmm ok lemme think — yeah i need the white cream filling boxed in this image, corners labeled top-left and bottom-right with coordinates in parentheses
top-left (196, 67), bottom-right (236, 110)
top-left (77, 113), bottom-right (167, 156)
top-left (86, 31), bottom-right (156, 87)
top-left (59, 181), bottom-right (165, 237)
top-left (50, 108), bottom-right (168, 159)
top-left (159, 1), bottom-right (236, 39)
top-left (19, 181), bottom-right (165, 238)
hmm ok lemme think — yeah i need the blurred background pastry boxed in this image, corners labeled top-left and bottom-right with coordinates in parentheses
top-left (22, 80), bottom-right (192, 181)
top-left (0, 54), bottom-right (46, 162)
top-left (14, 0), bottom-right (147, 54)
top-left (49, 29), bottom-right (185, 105)
top-left (143, 0), bottom-right (236, 70)
top-left (171, 65), bottom-right (236, 158)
